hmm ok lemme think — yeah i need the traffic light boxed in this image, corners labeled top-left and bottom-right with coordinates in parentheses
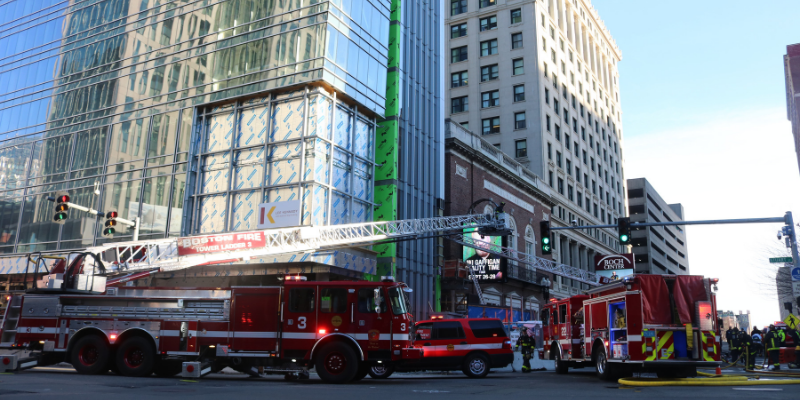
top-left (53, 192), bottom-right (70, 224)
top-left (617, 217), bottom-right (631, 245)
top-left (540, 220), bottom-right (552, 255)
top-left (103, 211), bottom-right (118, 237)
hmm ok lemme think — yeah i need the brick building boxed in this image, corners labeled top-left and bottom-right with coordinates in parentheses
top-left (442, 120), bottom-right (556, 320)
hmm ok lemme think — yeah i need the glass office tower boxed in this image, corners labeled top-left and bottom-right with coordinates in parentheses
top-left (0, 1), bottom-right (389, 271)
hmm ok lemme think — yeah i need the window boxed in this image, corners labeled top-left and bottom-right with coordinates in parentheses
top-left (451, 71), bottom-right (468, 87)
top-left (541, 13), bottom-right (545, 27)
top-left (559, 38), bottom-right (564, 50)
top-left (555, 124), bottom-right (561, 140)
top-left (513, 85), bottom-right (525, 102)
top-left (556, 151), bottom-right (562, 167)
top-left (542, 36), bottom-right (547, 51)
top-left (511, 8), bottom-right (522, 24)
top-left (481, 39), bottom-right (498, 56)
top-left (481, 90), bottom-right (499, 108)
top-left (557, 178), bottom-right (564, 195)
top-left (480, 16), bottom-right (498, 31)
top-left (549, 26), bottom-right (555, 39)
top-left (582, 150), bottom-right (587, 164)
top-left (289, 288), bottom-right (315, 312)
top-left (545, 88), bottom-right (550, 104)
top-left (575, 167), bottom-right (581, 182)
top-left (451, 23), bottom-right (467, 38)
top-left (577, 193), bottom-right (583, 207)
top-left (461, 121), bottom-right (469, 130)
top-left (547, 142), bottom-right (552, 160)
top-left (511, 33), bottom-right (523, 49)
top-left (546, 115), bottom-right (551, 131)
top-left (451, 0), bottom-right (467, 15)
top-left (320, 288), bottom-right (347, 313)
top-left (481, 64), bottom-right (499, 81)
top-left (514, 112), bottom-right (526, 129)
top-left (479, 0), bottom-right (496, 8)
top-left (548, 171), bottom-right (553, 187)
top-left (358, 288), bottom-right (387, 313)
top-left (512, 58), bottom-right (524, 75)
top-left (554, 100), bottom-right (560, 114)
top-left (451, 96), bottom-right (468, 113)
top-left (568, 185), bottom-right (574, 201)
top-left (565, 134), bottom-right (570, 149)
top-left (482, 117), bottom-right (500, 135)
top-left (515, 139), bottom-right (527, 157)
top-left (551, 49), bottom-right (556, 63)
top-left (572, 118), bottom-right (577, 132)
top-left (435, 321), bottom-right (466, 339)
top-left (566, 159), bottom-right (572, 175)
top-left (469, 319), bottom-right (507, 338)
top-left (451, 46), bottom-right (468, 63)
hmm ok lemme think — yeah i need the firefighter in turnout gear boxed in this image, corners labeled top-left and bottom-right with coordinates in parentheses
top-left (765, 325), bottom-right (782, 370)
top-left (516, 327), bottom-right (535, 373)
top-left (729, 327), bottom-right (742, 364)
top-left (738, 330), bottom-right (755, 370)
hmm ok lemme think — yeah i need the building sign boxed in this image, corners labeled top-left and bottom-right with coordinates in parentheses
top-left (594, 254), bottom-right (635, 282)
top-left (462, 226), bottom-right (508, 283)
top-left (177, 232), bottom-right (267, 256)
top-left (257, 200), bottom-right (301, 229)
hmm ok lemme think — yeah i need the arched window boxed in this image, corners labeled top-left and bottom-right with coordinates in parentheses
top-left (507, 216), bottom-right (518, 259)
top-left (525, 225), bottom-right (536, 255)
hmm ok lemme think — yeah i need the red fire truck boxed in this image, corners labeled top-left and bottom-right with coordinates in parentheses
top-left (0, 252), bottom-right (421, 383)
top-left (541, 274), bottom-right (721, 380)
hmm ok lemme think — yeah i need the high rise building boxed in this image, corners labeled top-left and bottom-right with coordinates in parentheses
top-left (445, 0), bottom-right (626, 296)
top-left (784, 43), bottom-right (800, 177)
top-left (627, 178), bottom-right (689, 275)
top-left (0, 1), bottom-right (444, 317)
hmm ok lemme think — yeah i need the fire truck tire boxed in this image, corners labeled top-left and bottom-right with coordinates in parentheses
top-left (462, 353), bottom-right (490, 378)
top-left (115, 336), bottom-right (156, 377)
top-left (554, 350), bottom-right (569, 374)
top-left (153, 360), bottom-right (182, 377)
top-left (593, 347), bottom-right (615, 381)
top-left (314, 342), bottom-right (359, 383)
top-left (352, 364), bottom-right (369, 381)
top-left (70, 335), bottom-right (111, 375)
top-left (367, 365), bottom-right (395, 379)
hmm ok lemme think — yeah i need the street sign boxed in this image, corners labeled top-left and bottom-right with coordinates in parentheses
top-left (257, 200), bottom-right (301, 229)
top-left (177, 232), bottom-right (266, 256)
top-left (792, 267), bottom-right (800, 282)
top-left (769, 257), bottom-right (793, 263)
top-left (784, 314), bottom-right (800, 330)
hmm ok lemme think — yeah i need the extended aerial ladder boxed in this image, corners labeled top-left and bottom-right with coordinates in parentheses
top-left (22, 211), bottom-right (600, 306)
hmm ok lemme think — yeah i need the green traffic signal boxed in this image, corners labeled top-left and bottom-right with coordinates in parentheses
top-left (620, 234), bottom-right (629, 242)
top-left (103, 227), bottom-right (115, 236)
top-left (542, 237), bottom-right (550, 244)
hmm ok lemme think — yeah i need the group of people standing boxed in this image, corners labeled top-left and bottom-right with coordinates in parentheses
top-left (726, 325), bottom-right (800, 371)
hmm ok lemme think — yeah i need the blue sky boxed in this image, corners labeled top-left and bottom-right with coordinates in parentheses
top-left (593, 0), bottom-right (800, 328)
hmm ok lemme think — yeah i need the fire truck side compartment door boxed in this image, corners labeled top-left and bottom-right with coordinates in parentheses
top-left (231, 288), bottom-right (281, 351)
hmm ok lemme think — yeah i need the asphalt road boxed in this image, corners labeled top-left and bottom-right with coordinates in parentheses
top-left (0, 365), bottom-right (798, 399)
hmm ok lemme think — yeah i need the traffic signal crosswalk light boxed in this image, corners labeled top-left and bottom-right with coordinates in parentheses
top-left (103, 211), bottom-right (118, 237)
top-left (617, 217), bottom-right (631, 245)
top-left (53, 192), bottom-right (70, 224)
top-left (539, 220), bottom-right (552, 255)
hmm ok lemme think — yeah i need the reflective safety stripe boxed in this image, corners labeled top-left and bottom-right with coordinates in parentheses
top-left (657, 331), bottom-right (674, 360)
top-left (642, 329), bottom-right (657, 361)
top-left (232, 332), bottom-right (277, 338)
top-left (558, 339), bottom-right (581, 345)
top-left (423, 343), bottom-right (503, 351)
top-left (282, 332), bottom-right (318, 339)
top-left (700, 330), bottom-right (716, 362)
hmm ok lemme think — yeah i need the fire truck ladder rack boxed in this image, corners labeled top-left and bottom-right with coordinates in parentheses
top-left (95, 213), bottom-right (508, 278)
top-left (448, 234), bottom-right (600, 287)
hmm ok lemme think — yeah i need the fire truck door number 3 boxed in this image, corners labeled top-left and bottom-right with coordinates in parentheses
top-left (401, 323), bottom-right (406, 331)
top-left (298, 317), bottom-right (306, 329)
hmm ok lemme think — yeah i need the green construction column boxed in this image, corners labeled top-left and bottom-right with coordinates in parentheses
top-left (371, 0), bottom-right (402, 282)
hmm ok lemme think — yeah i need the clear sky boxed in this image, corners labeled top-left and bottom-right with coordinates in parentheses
top-left (593, 0), bottom-right (800, 329)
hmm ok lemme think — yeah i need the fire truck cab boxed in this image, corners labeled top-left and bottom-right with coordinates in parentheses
top-left (0, 253), bottom-right (421, 383)
top-left (542, 274), bottom-right (720, 380)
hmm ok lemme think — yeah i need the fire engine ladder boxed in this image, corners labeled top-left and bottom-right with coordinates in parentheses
top-left (91, 213), bottom-right (510, 280)
top-left (448, 234), bottom-right (601, 287)
top-left (465, 262), bottom-right (486, 305)
top-left (0, 295), bottom-right (21, 347)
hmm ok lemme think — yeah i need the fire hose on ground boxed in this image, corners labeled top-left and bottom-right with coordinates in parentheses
top-left (618, 352), bottom-right (800, 386)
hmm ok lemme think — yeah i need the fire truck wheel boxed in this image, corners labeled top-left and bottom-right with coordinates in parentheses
top-left (352, 364), bottom-right (369, 381)
top-left (153, 360), bottom-right (182, 377)
top-left (462, 353), bottom-right (490, 378)
top-left (367, 365), bottom-right (395, 379)
top-left (115, 336), bottom-right (156, 377)
top-left (71, 335), bottom-right (111, 375)
top-left (315, 342), bottom-right (359, 383)
top-left (593, 347), bottom-right (615, 381)
top-left (554, 350), bottom-right (569, 374)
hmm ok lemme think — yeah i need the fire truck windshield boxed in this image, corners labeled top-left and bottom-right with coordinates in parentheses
top-left (388, 287), bottom-right (408, 315)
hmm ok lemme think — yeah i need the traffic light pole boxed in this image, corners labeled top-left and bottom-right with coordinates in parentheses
top-left (550, 216), bottom-right (786, 231)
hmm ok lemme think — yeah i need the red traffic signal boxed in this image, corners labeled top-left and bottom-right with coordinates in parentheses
top-left (106, 211), bottom-right (118, 219)
top-left (56, 195), bottom-right (70, 203)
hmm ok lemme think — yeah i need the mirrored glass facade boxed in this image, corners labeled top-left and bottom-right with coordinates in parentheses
top-left (0, 0), bottom-right (389, 258)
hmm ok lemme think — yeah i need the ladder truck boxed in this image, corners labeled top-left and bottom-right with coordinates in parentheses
top-left (0, 210), bottom-right (604, 382)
